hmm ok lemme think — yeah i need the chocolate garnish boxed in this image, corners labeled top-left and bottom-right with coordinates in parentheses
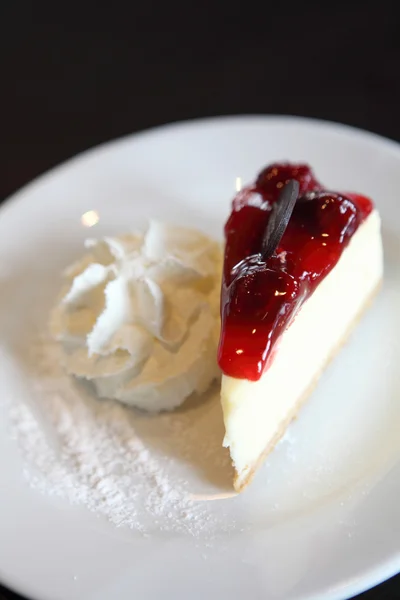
top-left (261, 179), bottom-right (299, 260)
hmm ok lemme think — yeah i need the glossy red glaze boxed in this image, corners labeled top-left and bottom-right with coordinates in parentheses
top-left (218, 163), bottom-right (373, 381)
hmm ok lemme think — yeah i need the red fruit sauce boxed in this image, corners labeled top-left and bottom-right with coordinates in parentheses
top-left (218, 163), bottom-right (373, 381)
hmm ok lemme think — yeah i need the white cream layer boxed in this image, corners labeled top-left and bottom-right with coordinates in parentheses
top-left (221, 210), bottom-right (383, 489)
top-left (51, 221), bottom-right (222, 411)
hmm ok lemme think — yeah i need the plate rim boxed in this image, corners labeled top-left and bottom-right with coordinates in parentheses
top-left (3, 113), bottom-right (400, 212)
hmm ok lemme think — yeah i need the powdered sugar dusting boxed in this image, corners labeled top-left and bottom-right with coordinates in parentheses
top-left (5, 334), bottom-right (235, 537)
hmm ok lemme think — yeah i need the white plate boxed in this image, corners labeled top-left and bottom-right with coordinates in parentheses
top-left (0, 116), bottom-right (399, 600)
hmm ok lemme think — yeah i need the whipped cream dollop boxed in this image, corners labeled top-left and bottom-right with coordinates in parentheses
top-left (51, 221), bottom-right (222, 411)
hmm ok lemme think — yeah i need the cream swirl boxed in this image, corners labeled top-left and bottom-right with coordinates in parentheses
top-left (51, 221), bottom-right (222, 411)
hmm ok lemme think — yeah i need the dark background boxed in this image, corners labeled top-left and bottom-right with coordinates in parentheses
top-left (1, 1), bottom-right (399, 598)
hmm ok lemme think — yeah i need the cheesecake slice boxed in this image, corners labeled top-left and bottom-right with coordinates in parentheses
top-left (218, 163), bottom-right (383, 492)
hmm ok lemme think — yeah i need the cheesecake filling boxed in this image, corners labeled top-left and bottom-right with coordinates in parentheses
top-left (221, 209), bottom-right (383, 483)
top-left (51, 221), bottom-right (222, 412)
